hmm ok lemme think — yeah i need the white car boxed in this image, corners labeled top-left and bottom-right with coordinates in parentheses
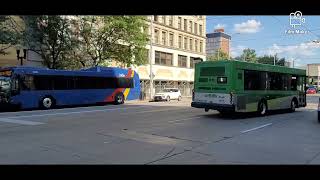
top-left (154, 88), bottom-right (182, 102)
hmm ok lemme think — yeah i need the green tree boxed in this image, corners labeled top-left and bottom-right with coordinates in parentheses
top-left (21, 16), bottom-right (77, 69)
top-left (207, 49), bottom-right (229, 61)
top-left (240, 48), bottom-right (257, 63)
top-left (76, 16), bottom-right (149, 67)
top-left (257, 55), bottom-right (286, 66)
top-left (0, 16), bottom-right (21, 55)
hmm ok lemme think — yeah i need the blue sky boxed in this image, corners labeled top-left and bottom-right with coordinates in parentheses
top-left (206, 15), bottom-right (320, 67)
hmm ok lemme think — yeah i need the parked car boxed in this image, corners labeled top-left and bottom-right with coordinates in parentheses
top-left (307, 87), bottom-right (317, 94)
top-left (153, 88), bottom-right (182, 102)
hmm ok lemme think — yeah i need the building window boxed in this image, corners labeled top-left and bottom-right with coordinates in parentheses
top-left (162, 16), bottom-right (166, 24)
top-left (184, 19), bottom-right (187, 31)
top-left (169, 33), bottom-right (174, 47)
top-left (200, 41), bottom-right (203, 53)
top-left (194, 22), bottom-right (197, 34)
top-left (155, 51), bottom-right (173, 66)
top-left (154, 29), bottom-right (159, 43)
top-left (178, 55), bottom-right (187, 68)
top-left (178, 35), bottom-right (182, 49)
top-left (169, 16), bottom-right (173, 26)
top-left (199, 24), bottom-right (202, 36)
top-left (184, 37), bottom-right (188, 49)
top-left (190, 57), bottom-right (196, 68)
top-left (189, 38), bottom-right (193, 51)
top-left (178, 17), bottom-right (182, 29)
top-left (189, 21), bottom-right (192, 32)
top-left (162, 31), bottom-right (167, 45)
top-left (195, 39), bottom-right (198, 52)
top-left (154, 16), bottom-right (158, 22)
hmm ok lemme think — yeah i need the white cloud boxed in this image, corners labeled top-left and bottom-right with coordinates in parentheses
top-left (263, 42), bottom-right (320, 57)
top-left (234, 20), bottom-right (262, 33)
top-left (230, 45), bottom-right (246, 58)
top-left (214, 24), bottom-right (226, 29)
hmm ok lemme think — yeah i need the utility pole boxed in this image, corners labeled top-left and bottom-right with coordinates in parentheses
top-left (292, 59), bottom-right (295, 68)
top-left (149, 16), bottom-right (154, 100)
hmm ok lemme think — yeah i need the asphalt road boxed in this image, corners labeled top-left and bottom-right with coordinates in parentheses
top-left (0, 95), bottom-right (319, 164)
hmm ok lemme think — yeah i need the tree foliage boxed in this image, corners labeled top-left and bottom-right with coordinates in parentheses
top-left (207, 49), bottom-right (229, 61)
top-left (76, 16), bottom-right (149, 68)
top-left (0, 16), bottom-right (21, 55)
top-left (21, 16), bottom-right (76, 69)
top-left (257, 55), bottom-right (285, 66)
top-left (240, 48), bottom-right (257, 63)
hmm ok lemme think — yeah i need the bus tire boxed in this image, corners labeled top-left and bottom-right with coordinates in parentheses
top-left (290, 99), bottom-right (297, 112)
top-left (257, 100), bottom-right (268, 116)
top-left (40, 96), bottom-right (55, 109)
top-left (178, 96), bottom-right (182, 101)
top-left (114, 93), bottom-right (124, 105)
top-left (166, 96), bottom-right (170, 102)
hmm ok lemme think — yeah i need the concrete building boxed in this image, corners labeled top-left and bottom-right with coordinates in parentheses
top-left (206, 28), bottom-right (231, 57)
top-left (0, 48), bottom-right (44, 68)
top-left (135, 16), bottom-right (206, 98)
top-left (306, 63), bottom-right (320, 88)
top-left (0, 16), bottom-right (43, 68)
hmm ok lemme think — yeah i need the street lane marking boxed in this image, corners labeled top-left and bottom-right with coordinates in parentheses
top-left (1, 106), bottom-right (145, 119)
top-left (240, 123), bottom-right (273, 134)
top-left (0, 118), bottom-right (44, 125)
top-left (168, 116), bottom-right (202, 123)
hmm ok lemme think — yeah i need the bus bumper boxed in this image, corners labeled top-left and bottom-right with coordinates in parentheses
top-left (191, 102), bottom-right (235, 111)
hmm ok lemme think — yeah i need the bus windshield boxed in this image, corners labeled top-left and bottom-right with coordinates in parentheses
top-left (0, 76), bottom-right (11, 92)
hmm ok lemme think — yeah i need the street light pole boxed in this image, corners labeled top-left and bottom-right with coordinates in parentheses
top-left (149, 16), bottom-right (154, 101)
top-left (16, 49), bottom-right (27, 66)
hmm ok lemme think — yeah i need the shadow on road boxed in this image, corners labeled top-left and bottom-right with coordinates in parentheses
top-left (0, 102), bottom-right (116, 113)
top-left (202, 109), bottom-right (303, 120)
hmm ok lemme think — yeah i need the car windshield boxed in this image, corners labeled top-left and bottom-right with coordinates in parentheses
top-left (0, 76), bottom-right (11, 92)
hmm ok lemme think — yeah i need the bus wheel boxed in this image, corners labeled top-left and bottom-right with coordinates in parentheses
top-left (40, 96), bottom-right (55, 109)
top-left (205, 108), bottom-right (209, 112)
top-left (178, 96), bottom-right (182, 101)
top-left (114, 93), bottom-right (124, 105)
top-left (166, 96), bottom-right (170, 102)
top-left (290, 99), bottom-right (296, 112)
top-left (258, 100), bottom-right (268, 116)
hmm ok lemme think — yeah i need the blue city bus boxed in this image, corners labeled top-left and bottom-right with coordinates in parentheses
top-left (0, 66), bottom-right (140, 109)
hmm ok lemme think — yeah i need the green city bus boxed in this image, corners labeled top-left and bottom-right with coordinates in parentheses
top-left (191, 60), bottom-right (307, 115)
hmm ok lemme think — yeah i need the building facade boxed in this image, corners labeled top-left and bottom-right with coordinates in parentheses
top-left (306, 63), bottom-right (320, 88)
top-left (206, 28), bottom-right (231, 57)
top-left (0, 48), bottom-right (44, 68)
top-left (134, 16), bottom-right (206, 98)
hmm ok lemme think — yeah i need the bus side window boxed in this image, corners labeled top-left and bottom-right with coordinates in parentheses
top-left (21, 75), bottom-right (35, 90)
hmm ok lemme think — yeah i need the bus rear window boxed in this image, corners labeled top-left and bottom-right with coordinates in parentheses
top-left (200, 67), bottom-right (225, 76)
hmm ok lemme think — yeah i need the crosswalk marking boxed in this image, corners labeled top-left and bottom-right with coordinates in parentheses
top-left (0, 118), bottom-right (44, 125)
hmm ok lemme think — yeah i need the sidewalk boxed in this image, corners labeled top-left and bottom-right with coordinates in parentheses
top-left (126, 96), bottom-right (192, 104)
